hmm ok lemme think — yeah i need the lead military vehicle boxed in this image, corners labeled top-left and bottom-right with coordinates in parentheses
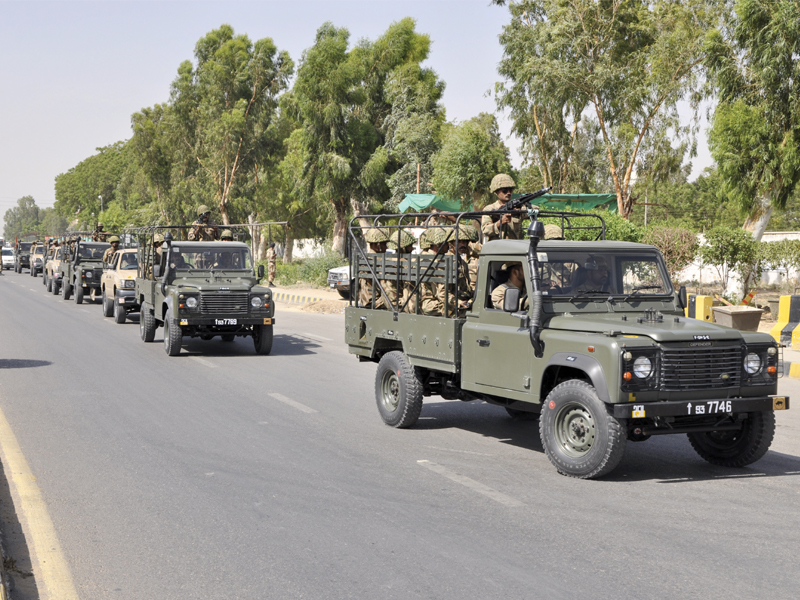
top-left (59, 235), bottom-right (111, 304)
top-left (13, 241), bottom-right (33, 273)
top-left (133, 226), bottom-right (273, 356)
top-left (344, 198), bottom-right (789, 479)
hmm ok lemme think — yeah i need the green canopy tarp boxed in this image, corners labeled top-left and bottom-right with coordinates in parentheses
top-left (398, 194), bottom-right (463, 213)
top-left (400, 192), bottom-right (617, 214)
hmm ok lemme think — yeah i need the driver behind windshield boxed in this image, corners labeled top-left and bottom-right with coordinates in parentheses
top-left (572, 256), bottom-right (612, 293)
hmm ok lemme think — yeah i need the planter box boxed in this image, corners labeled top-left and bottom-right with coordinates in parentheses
top-left (711, 306), bottom-right (763, 331)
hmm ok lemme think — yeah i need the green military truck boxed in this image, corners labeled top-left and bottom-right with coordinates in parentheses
top-left (344, 203), bottom-right (789, 479)
top-left (134, 227), bottom-right (274, 356)
top-left (58, 236), bottom-right (111, 304)
top-left (13, 241), bottom-right (33, 273)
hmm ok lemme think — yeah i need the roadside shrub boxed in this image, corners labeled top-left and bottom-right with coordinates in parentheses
top-left (642, 225), bottom-right (698, 280)
top-left (699, 227), bottom-right (758, 292)
top-left (259, 246), bottom-right (347, 287)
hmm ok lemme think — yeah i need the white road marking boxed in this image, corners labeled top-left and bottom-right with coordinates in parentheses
top-left (190, 356), bottom-right (218, 368)
top-left (422, 445), bottom-right (494, 456)
top-left (417, 460), bottom-right (524, 507)
top-left (257, 421), bottom-right (269, 425)
top-left (300, 332), bottom-right (333, 342)
top-left (268, 392), bottom-right (317, 414)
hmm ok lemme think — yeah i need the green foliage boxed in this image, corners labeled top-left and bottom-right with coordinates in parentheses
top-left (538, 209), bottom-right (641, 242)
top-left (641, 225), bottom-right (698, 280)
top-left (261, 247), bottom-right (346, 287)
top-left (431, 113), bottom-right (513, 209)
top-left (699, 226), bottom-right (759, 291)
top-left (3, 196), bottom-right (41, 239)
top-left (706, 0), bottom-right (800, 219)
top-left (494, 0), bottom-right (715, 217)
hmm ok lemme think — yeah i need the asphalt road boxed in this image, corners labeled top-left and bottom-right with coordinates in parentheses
top-left (1, 270), bottom-right (799, 600)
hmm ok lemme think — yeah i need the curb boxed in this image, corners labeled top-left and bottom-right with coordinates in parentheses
top-left (272, 292), bottom-right (329, 305)
top-left (783, 361), bottom-right (800, 380)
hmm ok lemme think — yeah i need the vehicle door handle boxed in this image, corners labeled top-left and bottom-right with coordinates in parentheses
top-left (477, 338), bottom-right (490, 347)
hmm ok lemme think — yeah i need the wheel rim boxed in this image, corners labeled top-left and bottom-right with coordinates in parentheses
top-left (554, 402), bottom-right (596, 458)
top-left (380, 369), bottom-right (401, 413)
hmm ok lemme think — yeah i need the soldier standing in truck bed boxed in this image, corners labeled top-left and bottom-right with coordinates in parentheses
top-left (103, 235), bottom-right (119, 264)
top-left (481, 174), bottom-right (524, 241)
top-left (359, 228), bottom-right (395, 310)
top-left (189, 205), bottom-right (219, 241)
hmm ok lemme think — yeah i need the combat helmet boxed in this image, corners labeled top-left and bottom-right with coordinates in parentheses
top-left (153, 233), bottom-right (165, 244)
top-left (197, 204), bottom-right (211, 216)
top-left (544, 224), bottom-right (563, 240)
top-left (363, 227), bottom-right (390, 244)
top-left (108, 235), bottom-right (120, 243)
top-left (387, 229), bottom-right (415, 251)
top-left (220, 229), bottom-right (233, 240)
top-left (490, 173), bottom-right (516, 194)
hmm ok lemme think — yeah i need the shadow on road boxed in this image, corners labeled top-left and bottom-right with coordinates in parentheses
top-left (414, 399), bottom-right (800, 483)
top-left (0, 360), bottom-right (51, 369)
top-left (272, 334), bottom-right (322, 356)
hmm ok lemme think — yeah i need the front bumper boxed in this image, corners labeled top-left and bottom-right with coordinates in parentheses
top-left (177, 315), bottom-right (274, 327)
top-left (115, 289), bottom-right (138, 306)
top-left (614, 395), bottom-right (789, 419)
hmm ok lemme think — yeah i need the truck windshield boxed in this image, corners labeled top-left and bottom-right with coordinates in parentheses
top-left (169, 246), bottom-right (253, 271)
top-left (539, 251), bottom-right (673, 298)
top-left (119, 252), bottom-right (138, 270)
top-left (78, 243), bottom-right (110, 259)
top-left (19, 243), bottom-right (32, 251)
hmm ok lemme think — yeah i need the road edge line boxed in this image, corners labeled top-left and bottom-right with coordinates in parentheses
top-left (0, 406), bottom-right (80, 600)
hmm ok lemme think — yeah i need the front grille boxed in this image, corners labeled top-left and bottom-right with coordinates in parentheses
top-left (200, 293), bottom-right (249, 315)
top-left (660, 346), bottom-right (742, 390)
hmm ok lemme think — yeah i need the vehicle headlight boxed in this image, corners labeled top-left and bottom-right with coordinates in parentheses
top-left (251, 296), bottom-right (264, 309)
top-left (121, 279), bottom-right (135, 289)
top-left (633, 356), bottom-right (653, 379)
top-left (744, 352), bottom-right (762, 375)
top-left (84, 271), bottom-right (92, 279)
top-left (186, 296), bottom-right (198, 308)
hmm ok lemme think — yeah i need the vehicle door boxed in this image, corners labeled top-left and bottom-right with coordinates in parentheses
top-left (103, 252), bottom-right (119, 300)
top-left (461, 258), bottom-right (536, 399)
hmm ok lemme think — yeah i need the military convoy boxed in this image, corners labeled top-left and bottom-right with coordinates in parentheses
top-left (344, 204), bottom-right (789, 479)
top-left (133, 227), bottom-right (273, 356)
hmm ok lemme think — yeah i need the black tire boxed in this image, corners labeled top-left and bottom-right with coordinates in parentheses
top-left (221, 334), bottom-right (235, 342)
top-left (253, 324), bottom-right (273, 355)
top-left (375, 351), bottom-right (423, 428)
top-left (687, 411), bottom-right (775, 467)
top-left (62, 279), bottom-right (72, 300)
top-left (52, 279), bottom-right (60, 295)
top-left (337, 288), bottom-right (350, 300)
top-left (113, 300), bottom-right (126, 324)
top-left (539, 380), bottom-right (627, 479)
top-left (102, 293), bottom-right (114, 317)
top-left (74, 283), bottom-right (84, 304)
top-left (163, 317), bottom-right (182, 356)
top-left (46, 275), bottom-right (52, 293)
top-left (139, 302), bottom-right (157, 342)
top-left (506, 407), bottom-right (539, 421)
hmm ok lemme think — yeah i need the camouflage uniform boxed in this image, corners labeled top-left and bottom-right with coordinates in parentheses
top-left (358, 228), bottom-right (396, 310)
top-left (266, 245), bottom-right (277, 284)
top-left (92, 224), bottom-right (109, 242)
top-left (491, 279), bottom-right (521, 309)
top-left (188, 205), bottom-right (219, 241)
top-left (102, 236), bottom-right (119, 264)
top-left (481, 199), bottom-right (523, 241)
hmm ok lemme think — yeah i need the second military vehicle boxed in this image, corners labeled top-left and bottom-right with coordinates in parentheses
top-left (29, 241), bottom-right (46, 277)
top-left (101, 248), bottom-right (140, 323)
top-left (134, 227), bottom-right (274, 356)
top-left (59, 237), bottom-right (111, 304)
top-left (344, 201), bottom-right (789, 479)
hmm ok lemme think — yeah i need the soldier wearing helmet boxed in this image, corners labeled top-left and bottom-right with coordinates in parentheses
top-left (189, 205), bottom-right (219, 241)
top-left (481, 173), bottom-right (523, 241)
top-left (266, 242), bottom-right (277, 287)
top-left (220, 229), bottom-right (233, 241)
top-left (103, 235), bottom-right (120, 264)
top-left (92, 222), bottom-right (108, 242)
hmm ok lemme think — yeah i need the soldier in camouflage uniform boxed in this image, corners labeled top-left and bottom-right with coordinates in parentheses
top-left (491, 262), bottom-right (526, 310)
top-left (266, 242), bottom-right (277, 287)
top-left (388, 229), bottom-right (417, 313)
top-left (102, 235), bottom-right (119, 264)
top-left (92, 223), bottom-right (109, 242)
top-left (358, 228), bottom-right (395, 310)
top-left (189, 205), bottom-right (219, 241)
top-left (481, 174), bottom-right (529, 241)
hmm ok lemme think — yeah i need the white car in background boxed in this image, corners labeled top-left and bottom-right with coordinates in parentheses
top-left (1, 248), bottom-right (14, 270)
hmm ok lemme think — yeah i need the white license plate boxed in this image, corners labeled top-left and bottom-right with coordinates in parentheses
top-left (215, 319), bottom-right (237, 325)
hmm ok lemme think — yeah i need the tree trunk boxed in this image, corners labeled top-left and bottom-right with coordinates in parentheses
top-left (729, 194), bottom-right (773, 299)
top-left (247, 213), bottom-right (261, 260)
top-left (257, 230), bottom-right (268, 262)
top-left (284, 227), bottom-right (295, 264)
top-left (330, 198), bottom-right (349, 256)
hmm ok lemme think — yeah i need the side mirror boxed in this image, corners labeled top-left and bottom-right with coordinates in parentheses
top-left (678, 285), bottom-right (687, 310)
top-left (503, 287), bottom-right (521, 312)
top-left (258, 264), bottom-right (265, 279)
top-left (153, 264), bottom-right (161, 278)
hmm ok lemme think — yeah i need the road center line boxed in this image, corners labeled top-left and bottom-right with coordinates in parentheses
top-left (268, 392), bottom-right (317, 414)
top-left (190, 356), bottom-right (218, 368)
top-left (0, 405), bottom-right (80, 600)
top-left (417, 460), bottom-right (525, 507)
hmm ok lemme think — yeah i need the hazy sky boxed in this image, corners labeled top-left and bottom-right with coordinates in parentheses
top-left (0, 0), bottom-right (712, 217)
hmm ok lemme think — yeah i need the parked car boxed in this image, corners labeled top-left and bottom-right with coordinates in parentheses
top-left (327, 265), bottom-right (352, 299)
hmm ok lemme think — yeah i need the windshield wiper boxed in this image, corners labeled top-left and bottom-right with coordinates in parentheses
top-left (569, 290), bottom-right (611, 304)
top-left (622, 285), bottom-right (664, 302)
